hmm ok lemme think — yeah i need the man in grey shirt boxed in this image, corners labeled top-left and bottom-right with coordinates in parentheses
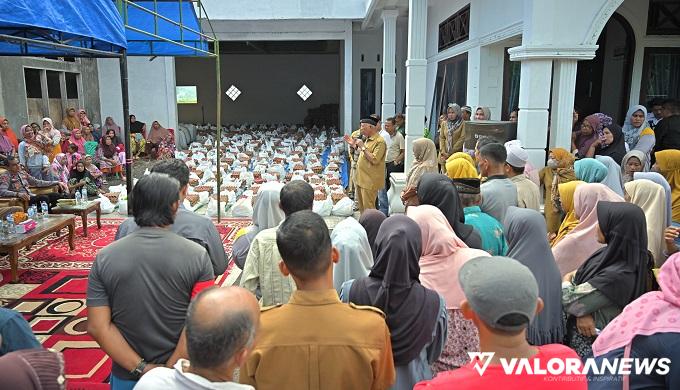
top-left (88, 174), bottom-right (215, 386)
top-left (115, 159), bottom-right (227, 276)
top-left (477, 143), bottom-right (518, 223)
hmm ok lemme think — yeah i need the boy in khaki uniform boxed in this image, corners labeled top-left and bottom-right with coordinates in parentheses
top-left (240, 210), bottom-right (395, 390)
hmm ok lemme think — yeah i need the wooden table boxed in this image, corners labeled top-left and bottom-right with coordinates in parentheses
top-left (50, 200), bottom-right (102, 237)
top-left (0, 215), bottom-right (75, 283)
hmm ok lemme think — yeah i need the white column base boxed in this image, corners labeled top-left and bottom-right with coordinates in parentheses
top-left (550, 59), bottom-right (578, 151)
top-left (516, 59), bottom-right (553, 160)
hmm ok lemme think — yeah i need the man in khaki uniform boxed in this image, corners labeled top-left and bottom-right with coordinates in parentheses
top-left (240, 210), bottom-right (395, 390)
top-left (345, 117), bottom-right (386, 213)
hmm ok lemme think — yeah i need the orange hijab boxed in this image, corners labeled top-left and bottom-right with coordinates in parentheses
top-left (0, 116), bottom-right (19, 149)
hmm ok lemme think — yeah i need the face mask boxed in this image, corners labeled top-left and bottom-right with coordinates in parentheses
top-left (547, 158), bottom-right (559, 168)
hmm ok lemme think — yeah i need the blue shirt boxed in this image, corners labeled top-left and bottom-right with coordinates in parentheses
top-left (0, 308), bottom-right (41, 356)
top-left (463, 206), bottom-right (508, 256)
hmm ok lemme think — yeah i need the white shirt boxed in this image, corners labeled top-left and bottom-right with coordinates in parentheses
top-left (135, 359), bottom-right (254, 390)
top-left (379, 129), bottom-right (393, 161)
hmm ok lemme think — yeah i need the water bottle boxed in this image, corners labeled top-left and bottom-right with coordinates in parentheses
top-left (75, 190), bottom-right (81, 205)
top-left (41, 201), bottom-right (49, 219)
top-left (81, 188), bottom-right (88, 204)
top-left (27, 206), bottom-right (35, 220)
top-left (6, 214), bottom-right (14, 235)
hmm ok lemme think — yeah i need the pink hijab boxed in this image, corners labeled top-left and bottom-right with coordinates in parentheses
top-left (68, 129), bottom-right (85, 154)
top-left (78, 109), bottom-right (91, 127)
top-left (552, 183), bottom-right (624, 276)
top-left (406, 204), bottom-right (489, 309)
top-left (593, 253), bottom-right (680, 356)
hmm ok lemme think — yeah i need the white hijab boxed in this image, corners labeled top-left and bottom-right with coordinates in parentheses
top-left (252, 181), bottom-right (285, 233)
top-left (331, 217), bottom-right (374, 292)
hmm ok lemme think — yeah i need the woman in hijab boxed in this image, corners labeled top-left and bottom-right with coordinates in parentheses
top-left (0, 349), bottom-right (65, 390)
top-left (574, 158), bottom-right (608, 183)
top-left (625, 180), bottom-right (666, 266)
top-left (406, 205), bottom-right (487, 373)
top-left (341, 215), bottom-right (446, 390)
top-left (594, 155), bottom-right (624, 196)
top-left (417, 173), bottom-right (483, 250)
top-left (18, 125), bottom-right (47, 180)
top-left (573, 113), bottom-right (611, 158)
top-left (562, 202), bottom-right (653, 359)
top-left (622, 104), bottom-right (655, 153)
top-left (231, 182), bottom-right (285, 269)
top-left (0, 119), bottom-right (16, 164)
top-left (634, 172), bottom-right (673, 228)
top-left (96, 136), bottom-right (124, 178)
top-left (37, 118), bottom-right (62, 162)
top-left (445, 157), bottom-right (477, 180)
top-left (68, 160), bottom-right (98, 196)
top-left (446, 151), bottom-right (474, 165)
top-left (438, 104), bottom-right (465, 171)
top-left (78, 108), bottom-right (91, 128)
top-left (359, 209), bottom-right (387, 255)
top-left (62, 107), bottom-right (79, 132)
top-left (50, 153), bottom-right (69, 185)
top-left (103, 116), bottom-right (122, 138)
top-left (504, 207), bottom-right (565, 345)
top-left (591, 253), bottom-right (680, 390)
top-left (620, 150), bottom-right (647, 183)
top-left (68, 128), bottom-right (85, 155)
top-left (474, 106), bottom-right (491, 120)
top-left (655, 149), bottom-right (680, 224)
top-left (550, 180), bottom-right (585, 246)
top-left (539, 148), bottom-right (577, 234)
top-left (552, 183), bottom-right (624, 276)
top-left (331, 217), bottom-right (373, 293)
top-left (401, 138), bottom-right (437, 207)
top-left (82, 155), bottom-right (104, 194)
top-left (0, 116), bottom-right (19, 150)
top-left (129, 114), bottom-right (146, 158)
top-left (588, 124), bottom-right (627, 164)
top-left (145, 121), bottom-right (174, 160)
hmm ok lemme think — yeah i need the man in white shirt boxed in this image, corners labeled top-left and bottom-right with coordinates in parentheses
top-left (135, 286), bottom-right (259, 390)
top-left (504, 142), bottom-right (541, 211)
top-left (378, 117), bottom-right (405, 215)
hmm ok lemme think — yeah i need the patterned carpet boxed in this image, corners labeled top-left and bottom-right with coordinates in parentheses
top-left (0, 217), bottom-right (251, 389)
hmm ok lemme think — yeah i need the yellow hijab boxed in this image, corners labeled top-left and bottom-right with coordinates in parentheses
top-left (625, 180), bottom-right (666, 265)
top-left (446, 152), bottom-right (474, 165)
top-left (655, 149), bottom-right (680, 222)
top-left (551, 180), bottom-right (585, 246)
top-left (445, 157), bottom-right (478, 179)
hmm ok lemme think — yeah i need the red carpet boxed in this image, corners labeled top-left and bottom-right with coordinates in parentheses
top-left (0, 217), bottom-right (251, 389)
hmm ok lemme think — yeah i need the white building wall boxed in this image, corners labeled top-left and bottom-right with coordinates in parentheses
top-left (352, 27), bottom-right (383, 127)
top-left (97, 57), bottom-right (178, 131)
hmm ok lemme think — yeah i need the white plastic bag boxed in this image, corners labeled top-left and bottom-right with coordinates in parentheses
top-left (313, 197), bottom-right (333, 217)
top-left (231, 197), bottom-right (254, 218)
top-left (206, 199), bottom-right (228, 217)
top-left (97, 194), bottom-right (115, 214)
top-left (118, 199), bottom-right (128, 215)
top-left (331, 197), bottom-right (353, 217)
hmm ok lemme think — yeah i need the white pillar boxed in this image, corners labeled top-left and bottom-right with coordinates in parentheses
top-left (515, 58), bottom-right (553, 168)
top-left (550, 59), bottom-right (578, 151)
top-left (404, 0), bottom-right (427, 170)
top-left (381, 10), bottom-right (399, 122)
top-left (342, 23), bottom-right (353, 135)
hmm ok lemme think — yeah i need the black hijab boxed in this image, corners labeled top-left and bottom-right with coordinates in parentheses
top-left (596, 124), bottom-right (627, 165)
top-left (69, 162), bottom-right (90, 182)
top-left (416, 173), bottom-right (483, 249)
top-left (130, 115), bottom-right (144, 134)
top-left (359, 209), bottom-right (386, 256)
top-left (348, 215), bottom-right (440, 366)
top-left (573, 202), bottom-right (652, 308)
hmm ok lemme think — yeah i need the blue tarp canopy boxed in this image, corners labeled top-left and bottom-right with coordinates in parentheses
top-left (0, 0), bottom-right (126, 56)
top-left (124, 1), bottom-right (211, 56)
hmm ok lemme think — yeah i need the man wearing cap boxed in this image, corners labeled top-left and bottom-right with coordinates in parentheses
top-left (504, 142), bottom-right (540, 211)
top-left (415, 256), bottom-right (586, 389)
top-left (452, 178), bottom-right (508, 256)
top-left (348, 116), bottom-right (386, 213)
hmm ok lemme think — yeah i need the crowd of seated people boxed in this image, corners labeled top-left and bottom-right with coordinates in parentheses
top-left (0, 96), bottom-right (678, 390)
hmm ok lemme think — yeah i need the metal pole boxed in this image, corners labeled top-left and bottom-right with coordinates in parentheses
top-left (215, 41), bottom-right (222, 222)
top-left (120, 50), bottom-right (133, 215)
